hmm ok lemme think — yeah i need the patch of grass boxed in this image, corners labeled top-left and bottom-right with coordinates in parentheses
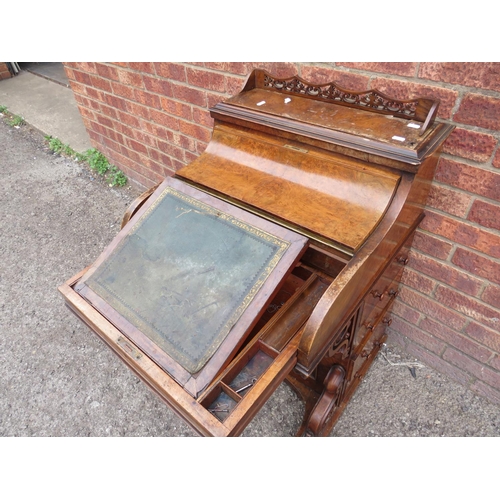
top-left (45, 135), bottom-right (77, 157)
top-left (44, 137), bottom-right (128, 188)
top-left (0, 104), bottom-right (24, 127)
top-left (6, 113), bottom-right (25, 127)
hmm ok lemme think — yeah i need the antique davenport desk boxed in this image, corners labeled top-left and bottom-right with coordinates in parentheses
top-left (59, 70), bottom-right (454, 436)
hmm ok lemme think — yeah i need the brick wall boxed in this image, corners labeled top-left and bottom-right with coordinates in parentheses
top-left (0, 63), bottom-right (12, 80)
top-left (64, 62), bottom-right (500, 405)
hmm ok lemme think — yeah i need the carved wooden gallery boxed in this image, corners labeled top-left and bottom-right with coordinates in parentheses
top-left (59, 69), bottom-right (454, 436)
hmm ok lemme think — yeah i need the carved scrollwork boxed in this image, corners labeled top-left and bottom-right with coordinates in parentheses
top-left (263, 74), bottom-right (419, 117)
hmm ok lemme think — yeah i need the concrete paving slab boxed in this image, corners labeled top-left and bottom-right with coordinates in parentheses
top-left (0, 70), bottom-right (91, 153)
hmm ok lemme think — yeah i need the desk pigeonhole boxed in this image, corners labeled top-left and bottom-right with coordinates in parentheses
top-left (59, 69), bottom-right (454, 436)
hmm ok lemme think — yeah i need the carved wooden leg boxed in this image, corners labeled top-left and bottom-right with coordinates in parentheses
top-left (302, 364), bottom-right (346, 437)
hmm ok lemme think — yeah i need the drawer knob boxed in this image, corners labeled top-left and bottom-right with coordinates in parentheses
top-left (371, 289), bottom-right (385, 301)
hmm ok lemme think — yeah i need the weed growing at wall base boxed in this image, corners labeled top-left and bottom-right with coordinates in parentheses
top-left (44, 136), bottom-right (128, 188)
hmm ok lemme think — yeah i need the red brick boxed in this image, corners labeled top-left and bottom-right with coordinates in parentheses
top-left (126, 138), bottom-right (148, 155)
top-left (117, 110), bottom-right (141, 128)
top-left (186, 68), bottom-right (226, 93)
top-left (128, 62), bottom-right (155, 74)
top-left (72, 62), bottom-right (97, 74)
top-left (435, 285), bottom-right (500, 330)
top-left (171, 82), bottom-right (207, 107)
top-left (389, 316), bottom-right (445, 354)
top-left (126, 102), bottom-right (150, 120)
top-left (434, 159), bottom-right (500, 202)
top-left (196, 140), bottom-right (210, 155)
top-left (149, 148), bottom-right (174, 169)
top-left (73, 69), bottom-right (92, 86)
top-left (140, 120), bottom-right (171, 141)
top-left (179, 120), bottom-right (212, 143)
top-left (481, 284), bottom-right (500, 309)
top-left (420, 211), bottom-right (500, 259)
top-left (170, 131), bottom-right (196, 151)
top-left (426, 183), bottom-right (472, 218)
top-left (400, 267), bottom-right (436, 294)
top-left (171, 158), bottom-right (186, 171)
top-left (156, 139), bottom-right (185, 160)
top-left (412, 230), bottom-right (453, 260)
top-left (226, 75), bottom-right (247, 95)
top-left (340, 62), bottom-right (417, 77)
top-left (160, 98), bottom-right (192, 120)
top-left (109, 62), bottom-right (128, 68)
top-left (68, 80), bottom-right (86, 96)
top-left (371, 77), bottom-right (458, 119)
top-left (134, 89), bottom-right (161, 110)
top-left (494, 150), bottom-right (500, 169)
top-left (252, 62), bottom-right (299, 78)
top-left (469, 380), bottom-right (500, 405)
top-left (185, 150), bottom-right (200, 163)
top-left (454, 93), bottom-right (500, 130)
top-left (398, 286), bottom-right (468, 331)
top-left (99, 103), bottom-right (117, 119)
top-left (420, 317), bottom-right (493, 363)
top-left (407, 251), bottom-right (482, 296)
top-left (103, 93), bottom-right (128, 112)
top-left (390, 298), bottom-right (422, 324)
top-left (95, 63), bottom-right (120, 82)
top-left (404, 342), bottom-right (473, 386)
top-left (419, 62), bottom-right (500, 92)
top-left (63, 66), bottom-right (74, 81)
top-left (149, 109), bottom-right (180, 130)
top-left (117, 69), bottom-right (144, 88)
top-left (203, 62), bottom-right (251, 75)
top-left (85, 87), bottom-right (105, 102)
top-left (77, 106), bottom-right (95, 120)
top-left (127, 128), bottom-right (157, 148)
top-left (154, 62), bottom-right (187, 81)
top-left (192, 107), bottom-right (213, 128)
top-left (442, 128), bottom-right (497, 163)
top-left (206, 91), bottom-right (230, 109)
top-left (96, 114), bottom-right (114, 129)
top-left (111, 81), bottom-right (135, 100)
top-left (89, 75), bottom-right (113, 92)
top-left (490, 355), bottom-right (500, 371)
top-left (143, 75), bottom-right (173, 97)
top-left (453, 247), bottom-right (500, 286)
top-left (443, 347), bottom-right (500, 387)
top-left (468, 199), bottom-right (500, 231)
top-left (301, 65), bottom-right (370, 90)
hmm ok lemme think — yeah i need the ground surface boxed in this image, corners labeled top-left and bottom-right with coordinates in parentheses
top-left (1, 119), bottom-right (499, 438)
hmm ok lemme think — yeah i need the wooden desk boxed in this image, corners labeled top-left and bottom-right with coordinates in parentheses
top-left (60, 69), bottom-right (454, 436)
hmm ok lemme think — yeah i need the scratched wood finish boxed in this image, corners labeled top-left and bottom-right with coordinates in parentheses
top-left (177, 125), bottom-right (400, 253)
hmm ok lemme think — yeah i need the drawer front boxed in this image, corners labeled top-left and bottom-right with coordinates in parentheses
top-left (353, 249), bottom-right (408, 351)
top-left (349, 322), bottom-right (387, 383)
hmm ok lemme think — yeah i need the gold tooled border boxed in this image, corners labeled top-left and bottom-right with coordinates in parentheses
top-left (85, 186), bottom-right (290, 373)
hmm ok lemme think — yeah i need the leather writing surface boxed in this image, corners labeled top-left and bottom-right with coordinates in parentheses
top-left (83, 186), bottom-right (290, 373)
